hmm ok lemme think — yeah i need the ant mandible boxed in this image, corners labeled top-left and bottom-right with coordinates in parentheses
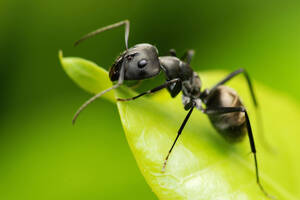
top-left (73, 20), bottom-right (274, 199)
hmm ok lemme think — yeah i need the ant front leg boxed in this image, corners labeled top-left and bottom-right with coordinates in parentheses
top-left (204, 106), bottom-right (275, 199)
top-left (117, 78), bottom-right (181, 102)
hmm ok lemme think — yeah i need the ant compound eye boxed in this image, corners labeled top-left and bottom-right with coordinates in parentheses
top-left (138, 59), bottom-right (148, 68)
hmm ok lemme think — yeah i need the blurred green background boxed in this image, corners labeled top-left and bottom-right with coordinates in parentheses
top-left (1, 0), bottom-right (300, 199)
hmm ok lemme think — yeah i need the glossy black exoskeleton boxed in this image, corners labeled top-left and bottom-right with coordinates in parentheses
top-left (72, 20), bottom-right (274, 199)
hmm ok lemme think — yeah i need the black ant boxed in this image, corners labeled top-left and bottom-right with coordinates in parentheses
top-left (73, 20), bottom-right (274, 199)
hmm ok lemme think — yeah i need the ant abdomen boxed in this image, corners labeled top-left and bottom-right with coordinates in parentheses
top-left (205, 86), bottom-right (247, 142)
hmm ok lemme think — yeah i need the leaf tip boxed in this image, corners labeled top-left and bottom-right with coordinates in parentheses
top-left (58, 50), bottom-right (69, 73)
top-left (58, 50), bottom-right (63, 61)
top-left (58, 50), bottom-right (65, 69)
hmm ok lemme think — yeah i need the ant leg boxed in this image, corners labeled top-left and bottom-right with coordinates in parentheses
top-left (205, 69), bottom-right (274, 152)
top-left (181, 49), bottom-right (195, 64)
top-left (162, 104), bottom-right (195, 171)
top-left (204, 107), bottom-right (275, 199)
top-left (169, 49), bottom-right (177, 57)
top-left (207, 68), bottom-right (257, 106)
top-left (117, 78), bottom-right (180, 102)
top-left (74, 20), bottom-right (130, 49)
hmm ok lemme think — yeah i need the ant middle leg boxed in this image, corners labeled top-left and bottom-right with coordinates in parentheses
top-left (204, 106), bottom-right (275, 199)
top-left (168, 49), bottom-right (194, 64)
top-left (117, 78), bottom-right (181, 102)
top-left (162, 104), bottom-right (195, 171)
top-left (181, 49), bottom-right (195, 64)
top-left (169, 49), bottom-right (177, 57)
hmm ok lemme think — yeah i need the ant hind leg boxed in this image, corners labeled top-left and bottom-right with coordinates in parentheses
top-left (204, 106), bottom-right (275, 199)
top-left (205, 68), bottom-right (275, 153)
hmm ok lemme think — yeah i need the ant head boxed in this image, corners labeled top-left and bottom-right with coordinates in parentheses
top-left (109, 43), bottom-right (161, 81)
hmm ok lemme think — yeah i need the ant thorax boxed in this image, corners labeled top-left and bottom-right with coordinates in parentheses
top-left (181, 72), bottom-right (202, 98)
top-left (159, 56), bottom-right (202, 110)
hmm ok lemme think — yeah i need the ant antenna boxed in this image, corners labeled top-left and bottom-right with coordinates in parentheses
top-left (72, 20), bottom-right (130, 124)
top-left (74, 20), bottom-right (130, 50)
top-left (72, 62), bottom-right (125, 125)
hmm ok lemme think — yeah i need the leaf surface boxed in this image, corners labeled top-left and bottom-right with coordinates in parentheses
top-left (59, 52), bottom-right (300, 200)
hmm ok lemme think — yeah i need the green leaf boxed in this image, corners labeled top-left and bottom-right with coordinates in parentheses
top-left (59, 51), bottom-right (300, 200)
top-left (59, 50), bottom-right (114, 102)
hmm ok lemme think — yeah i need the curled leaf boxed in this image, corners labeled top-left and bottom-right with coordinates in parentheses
top-left (59, 50), bottom-right (114, 102)
top-left (59, 51), bottom-right (300, 200)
